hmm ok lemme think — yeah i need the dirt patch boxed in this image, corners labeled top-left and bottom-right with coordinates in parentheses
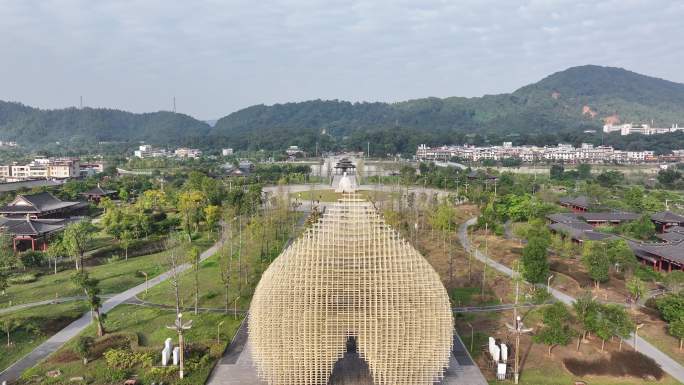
top-left (564, 351), bottom-right (663, 380)
top-left (550, 260), bottom-right (593, 287)
top-left (47, 349), bottom-right (80, 364)
top-left (89, 334), bottom-right (134, 358)
top-left (42, 316), bottom-right (81, 334)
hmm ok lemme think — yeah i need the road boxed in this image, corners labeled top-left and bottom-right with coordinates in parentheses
top-left (458, 217), bottom-right (684, 383)
top-left (0, 231), bottom-right (227, 384)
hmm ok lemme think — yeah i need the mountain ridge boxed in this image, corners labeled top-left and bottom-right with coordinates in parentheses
top-left (2, 65), bottom-right (684, 153)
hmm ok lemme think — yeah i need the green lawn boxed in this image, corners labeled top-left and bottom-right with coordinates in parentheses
top-left (0, 301), bottom-right (88, 372)
top-left (296, 189), bottom-right (394, 202)
top-left (1, 233), bottom-right (216, 308)
top-left (142, 253), bottom-right (253, 311)
top-left (22, 305), bottom-right (243, 385)
top-left (493, 366), bottom-right (682, 385)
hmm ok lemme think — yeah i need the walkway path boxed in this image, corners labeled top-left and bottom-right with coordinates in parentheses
top-left (0, 233), bottom-right (226, 384)
top-left (458, 217), bottom-right (684, 383)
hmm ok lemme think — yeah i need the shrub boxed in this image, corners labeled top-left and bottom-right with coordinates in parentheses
top-left (19, 251), bottom-right (46, 268)
top-left (8, 273), bottom-right (38, 284)
top-left (103, 348), bottom-right (154, 369)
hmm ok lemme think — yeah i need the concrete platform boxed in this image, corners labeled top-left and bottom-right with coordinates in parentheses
top-left (207, 320), bottom-right (487, 385)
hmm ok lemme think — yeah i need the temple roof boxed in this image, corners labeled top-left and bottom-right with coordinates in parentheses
top-left (651, 211), bottom-right (684, 224)
top-left (0, 217), bottom-right (67, 236)
top-left (81, 185), bottom-right (116, 197)
top-left (0, 192), bottom-right (81, 214)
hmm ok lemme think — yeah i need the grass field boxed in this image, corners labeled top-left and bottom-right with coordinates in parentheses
top-left (492, 366), bottom-right (683, 385)
top-left (295, 189), bottom-right (394, 202)
top-left (22, 305), bottom-right (243, 385)
top-left (1, 233), bottom-right (215, 308)
top-left (0, 301), bottom-right (88, 372)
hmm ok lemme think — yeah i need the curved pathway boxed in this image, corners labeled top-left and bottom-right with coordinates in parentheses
top-left (0, 232), bottom-right (226, 384)
top-left (459, 217), bottom-right (684, 383)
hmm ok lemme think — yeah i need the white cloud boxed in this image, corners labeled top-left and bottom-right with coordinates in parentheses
top-left (0, 0), bottom-right (682, 118)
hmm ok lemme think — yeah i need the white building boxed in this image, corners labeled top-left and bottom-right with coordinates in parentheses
top-left (134, 145), bottom-right (168, 158)
top-left (222, 148), bottom-right (234, 156)
top-left (174, 148), bottom-right (202, 159)
top-left (416, 143), bottom-right (658, 164)
top-left (603, 123), bottom-right (684, 136)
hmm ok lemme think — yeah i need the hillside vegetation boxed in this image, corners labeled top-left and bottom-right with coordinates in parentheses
top-left (3, 65), bottom-right (684, 153)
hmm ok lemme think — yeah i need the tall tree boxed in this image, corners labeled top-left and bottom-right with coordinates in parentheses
top-left (63, 221), bottom-right (94, 271)
top-left (71, 270), bottom-right (105, 336)
top-left (533, 302), bottom-right (574, 355)
top-left (669, 318), bottom-right (684, 351)
top-left (626, 276), bottom-right (646, 307)
top-left (582, 241), bottom-right (610, 289)
top-left (1, 318), bottom-right (20, 347)
top-left (188, 246), bottom-right (201, 315)
top-left (521, 222), bottom-right (550, 284)
top-left (573, 293), bottom-right (599, 351)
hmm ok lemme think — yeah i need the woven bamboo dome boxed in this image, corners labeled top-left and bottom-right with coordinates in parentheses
top-left (249, 196), bottom-right (453, 385)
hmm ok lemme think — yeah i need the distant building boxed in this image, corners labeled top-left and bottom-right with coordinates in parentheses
top-left (416, 143), bottom-right (660, 164)
top-left (134, 145), bottom-right (168, 158)
top-left (603, 123), bottom-right (684, 136)
top-left (80, 184), bottom-right (117, 203)
top-left (0, 158), bottom-right (80, 182)
top-left (286, 145), bottom-right (305, 157)
top-left (174, 148), bottom-right (202, 159)
top-left (222, 148), bottom-right (234, 156)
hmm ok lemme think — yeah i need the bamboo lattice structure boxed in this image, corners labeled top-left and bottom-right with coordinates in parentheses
top-left (249, 195), bottom-right (453, 385)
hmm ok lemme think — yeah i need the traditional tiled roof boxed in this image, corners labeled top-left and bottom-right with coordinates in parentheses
top-left (558, 196), bottom-right (596, 209)
top-left (0, 192), bottom-right (81, 215)
top-left (547, 212), bottom-right (638, 224)
top-left (548, 222), bottom-right (614, 242)
top-left (651, 211), bottom-right (684, 224)
top-left (0, 217), bottom-right (67, 236)
top-left (628, 239), bottom-right (684, 265)
top-left (576, 212), bottom-right (639, 222)
top-left (81, 185), bottom-right (115, 197)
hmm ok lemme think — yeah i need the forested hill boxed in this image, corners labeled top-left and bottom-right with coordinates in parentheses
top-left (210, 65), bottom-right (684, 153)
top-left (0, 101), bottom-right (210, 147)
top-left (3, 65), bottom-right (684, 153)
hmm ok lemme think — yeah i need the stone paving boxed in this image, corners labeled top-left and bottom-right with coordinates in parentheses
top-left (207, 319), bottom-right (487, 385)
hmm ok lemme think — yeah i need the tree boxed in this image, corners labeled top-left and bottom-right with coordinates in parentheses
top-left (188, 246), bottom-right (201, 315)
top-left (63, 221), bottom-right (94, 271)
top-left (603, 304), bottom-right (634, 351)
top-left (605, 239), bottom-right (637, 273)
top-left (521, 223), bottom-right (550, 284)
top-left (656, 294), bottom-right (684, 323)
top-left (76, 336), bottom-right (94, 365)
top-left (657, 168), bottom-right (682, 188)
top-left (204, 205), bottom-right (220, 233)
top-left (550, 164), bottom-right (564, 180)
top-left (582, 241), bottom-right (610, 289)
top-left (46, 238), bottom-right (68, 275)
top-left (573, 293), bottom-right (599, 349)
top-left (621, 214), bottom-right (656, 240)
top-left (577, 163), bottom-right (592, 179)
top-left (533, 302), bottom-right (574, 355)
top-left (1, 318), bottom-right (19, 347)
top-left (120, 230), bottom-right (132, 261)
top-left (71, 270), bottom-right (105, 336)
top-left (669, 318), bottom-right (684, 350)
top-left (596, 170), bottom-right (624, 187)
top-left (626, 276), bottom-right (646, 306)
top-left (178, 190), bottom-right (206, 240)
top-left (218, 245), bottom-right (233, 314)
top-left (665, 271), bottom-right (684, 294)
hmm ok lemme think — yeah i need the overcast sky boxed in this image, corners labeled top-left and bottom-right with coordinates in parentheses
top-left (1, 0), bottom-right (683, 120)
